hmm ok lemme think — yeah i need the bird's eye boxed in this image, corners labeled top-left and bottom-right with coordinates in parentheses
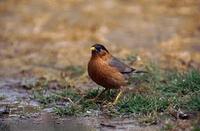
top-left (96, 47), bottom-right (102, 52)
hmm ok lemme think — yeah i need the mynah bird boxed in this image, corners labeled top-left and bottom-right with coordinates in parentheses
top-left (88, 44), bottom-right (145, 105)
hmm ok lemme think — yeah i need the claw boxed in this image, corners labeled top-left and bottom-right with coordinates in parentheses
top-left (106, 102), bottom-right (114, 107)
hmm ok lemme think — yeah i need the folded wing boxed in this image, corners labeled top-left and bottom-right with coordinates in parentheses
top-left (109, 57), bottom-right (135, 74)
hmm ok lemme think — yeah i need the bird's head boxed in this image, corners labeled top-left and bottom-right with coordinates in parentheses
top-left (90, 44), bottom-right (109, 57)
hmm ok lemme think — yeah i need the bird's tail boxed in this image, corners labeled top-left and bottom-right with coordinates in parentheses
top-left (134, 70), bottom-right (148, 74)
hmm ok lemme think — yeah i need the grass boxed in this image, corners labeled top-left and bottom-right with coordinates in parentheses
top-left (52, 89), bottom-right (122, 116)
top-left (52, 91), bottom-right (100, 116)
top-left (157, 70), bottom-right (200, 95)
top-left (118, 94), bottom-right (169, 114)
top-left (154, 69), bottom-right (200, 111)
top-left (64, 65), bottom-right (85, 77)
top-left (33, 64), bottom-right (200, 124)
top-left (33, 89), bottom-right (81, 106)
top-left (185, 94), bottom-right (200, 111)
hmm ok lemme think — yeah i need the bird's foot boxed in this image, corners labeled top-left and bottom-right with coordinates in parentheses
top-left (87, 97), bottom-right (104, 104)
top-left (105, 102), bottom-right (115, 108)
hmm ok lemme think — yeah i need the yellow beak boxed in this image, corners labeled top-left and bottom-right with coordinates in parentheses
top-left (90, 47), bottom-right (96, 51)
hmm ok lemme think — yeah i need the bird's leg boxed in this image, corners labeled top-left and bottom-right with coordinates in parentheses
top-left (113, 87), bottom-right (124, 105)
top-left (94, 88), bottom-right (109, 100)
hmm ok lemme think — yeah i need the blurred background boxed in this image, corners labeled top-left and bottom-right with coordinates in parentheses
top-left (0, 0), bottom-right (200, 78)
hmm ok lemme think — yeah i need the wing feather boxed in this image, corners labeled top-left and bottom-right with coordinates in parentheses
top-left (109, 57), bottom-right (135, 74)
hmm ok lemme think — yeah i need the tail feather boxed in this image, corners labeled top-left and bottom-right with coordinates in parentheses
top-left (134, 70), bottom-right (148, 74)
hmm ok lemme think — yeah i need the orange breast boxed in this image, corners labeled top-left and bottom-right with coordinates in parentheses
top-left (88, 58), bottom-right (126, 89)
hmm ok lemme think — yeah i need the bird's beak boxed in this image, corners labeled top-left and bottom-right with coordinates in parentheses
top-left (90, 47), bottom-right (96, 51)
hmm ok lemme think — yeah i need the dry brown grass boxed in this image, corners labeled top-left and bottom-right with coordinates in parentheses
top-left (0, 0), bottom-right (199, 78)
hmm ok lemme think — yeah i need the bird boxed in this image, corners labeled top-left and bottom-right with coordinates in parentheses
top-left (88, 43), bottom-right (146, 105)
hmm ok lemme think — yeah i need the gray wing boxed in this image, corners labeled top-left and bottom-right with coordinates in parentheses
top-left (109, 57), bottom-right (135, 74)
